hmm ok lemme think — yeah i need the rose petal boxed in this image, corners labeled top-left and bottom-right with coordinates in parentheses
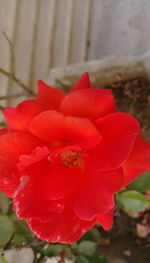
top-left (61, 89), bottom-right (116, 120)
top-left (0, 128), bottom-right (7, 136)
top-left (71, 72), bottom-right (91, 92)
top-left (0, 132), bottom-right (43, 197)
top-left (90, 113), bottom-right (140, 170)
top-left (3, 100), bottom-right (44, 131)
top-left (13, 173), bottom-right (64, 221)
top-left (97, 208), bottom-right (114, 230)
top-left (73, 168), bottom-right (123, 220)
top-left (43, 166), bottom-right (82, 200)
top-left (3, 82), bottom-right (65, 132)
top-left (123, 137), bottom-right (150, 186)
top-left (28, 205), bottom-right (96, 244)
top-left (30, 110), bottom-right (101, 149)
top-left (38, 80), bottom-right (65, 110)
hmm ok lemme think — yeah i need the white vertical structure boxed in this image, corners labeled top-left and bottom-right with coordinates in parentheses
top-left (0, 0), bottom-right (17, 113)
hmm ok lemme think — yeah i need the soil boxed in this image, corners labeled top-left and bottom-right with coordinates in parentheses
top-left (98, 212), bottom-right (150, 263)
top-left (105, 76), bottom-right (150, 141)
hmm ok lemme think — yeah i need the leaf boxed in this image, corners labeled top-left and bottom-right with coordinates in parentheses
top-left (0, 191), bottom-right (10, 214)
top-left (90, 254), bottom-right (107, 263)
top-left (127, 171), bottom-right (150, 192)
top-left (78, 241), bottom-right (96, 256)
top-left (75, 255), bottom-right (90, 263)
top-left (80, 227), bottom-right (101, 243)
top-left (44, 244), bottom-right (64, 257)
top-left (70, 243), bottom-right (79, 253)
top-left (0, 215), bottom-right (15, 246)
top-left (11, 233), bottom-right (27, 246)
top-left (10, 212), bottom-right (34, 241)
top-left (116, 190), bottom-right (149, 213)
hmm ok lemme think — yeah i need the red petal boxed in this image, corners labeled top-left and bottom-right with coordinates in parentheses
top-left (43, 166), bottom-right (81, 200)
top-left (73, 168), bottom-right (123, 221)
top-left (61, 89), bottom-right (116, 120)
top-left (38, 80), bottom-right (65, 110)
top-left (30, 110), bottom-right (101, 149)
top-left (0, 128), bottom-right (7, 136)
top-left (27, 205), bottom-right (96, 244)
top-left (97, 208), bottom-right (114, 230)
top-left (71, 72), bottom-right (91, 92)
top-left (3, 100), bottom-right (44, 131)
top-left (0, 132), bottom-right (43, 197)
top-left (123, 137), bottom-right (150, 186)
top-left (17, 146), bottom-right (50, 171)
top-left (13, 173), bottom-right (64, 221)
top-left (3, 82), bottom-right (65, 132)
top-left (90, 113), bottom-right (140, 170)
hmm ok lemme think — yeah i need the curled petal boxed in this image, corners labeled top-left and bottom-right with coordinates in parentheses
top-left (30, 110), bottom-right (101, 149)
top-left (90, 113), bottom-right (140, 170)
top-left (123, 137), bottom-right (150, 186)
top-left (61, 89), bottom-right (116, 120)
top-left (17, 146), bottom-right (50, 171)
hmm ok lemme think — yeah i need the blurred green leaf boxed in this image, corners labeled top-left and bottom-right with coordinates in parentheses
top-left (116, 190), bottom-right (149, 213)
top-left (0, 124), bottom-right (6, 129)
top-left (0, 214), bottom-right (15, 246)
top-left (127, 171), bottom-right (150, 192)
top-left (11, 233), bottom-right (27, 246)
top-left (80, 227), bottom-right (101, 243)
top-left (10, 212), bottom-right (34, 241)
top-left (44, 244), bottom-right (64, 257)
top-left (0, 192), bottom-right (10, 214)
top-left (70, 242), bottom-right (79, 253)
top-left (75, 255), bottom-right (90, 263)
top-left (78, 241), bottom-right (96, 256)
top-left (90, 254), bottom-right (107, 263)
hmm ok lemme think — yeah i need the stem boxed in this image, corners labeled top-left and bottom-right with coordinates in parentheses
top-left (0, 68), bottom-right (35, 96)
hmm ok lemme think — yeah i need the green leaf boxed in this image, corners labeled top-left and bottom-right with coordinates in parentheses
top-left (78, 241), bottom-right (96, 256)
top-left (0, 124), bottom-right (6, 129)
top-left (44, 244), bottom-right (64, 257)
top-left (10, 212), bottom-right (34, 241)
top-left (70, 243), bottom-right (79, 253)
top-left (90, 254), bottom-right (107, 263)
top-left (75, 255), bottom-right (90, 263)
top-left (127, 171), bottom-right (150, 192)
top-left (80, 227), bottom-right (101, 243)
top-left (0, 192), bottom-right (10, 214)
top-left (11, 233), bottom-right (27, 246)
top-left (0, 215), bottom-right (15, 246)
top-left (116, 190), bottom-right (149, 213)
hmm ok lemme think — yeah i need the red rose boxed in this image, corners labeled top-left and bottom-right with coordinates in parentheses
top-left (0, 73), bottom-right (150, 243)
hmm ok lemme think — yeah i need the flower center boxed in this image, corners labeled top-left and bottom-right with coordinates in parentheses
top-left (60, 150), bottom-right (84, 168)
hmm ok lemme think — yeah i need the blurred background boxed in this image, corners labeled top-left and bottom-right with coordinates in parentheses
top-left (1, 0), bottom-right (150, 106)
